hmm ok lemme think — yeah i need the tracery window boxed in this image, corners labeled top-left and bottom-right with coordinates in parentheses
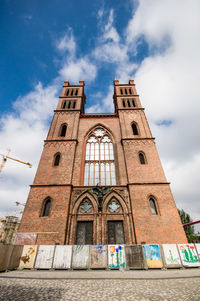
top-left (84, 128), bottom-right (116, 186)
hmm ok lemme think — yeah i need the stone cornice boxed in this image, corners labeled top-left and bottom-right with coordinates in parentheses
top-left (44, 139), bottom-right (78, 143)
top-left (128, 182), bottom-right (170, 185)
top-left (121, 137), bottom-right (155, 141)
top-left (80, 113), bottom-right (118, 118)
top-left (30, 184), bottom-right (73, 187)
top-left (118, 108), bottom-right (144, 111)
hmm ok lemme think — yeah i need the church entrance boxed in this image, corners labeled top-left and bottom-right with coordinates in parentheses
top-left (76, 221), bottom-right (93, 244)
top-left (108, 221), bottom-right (125, 244)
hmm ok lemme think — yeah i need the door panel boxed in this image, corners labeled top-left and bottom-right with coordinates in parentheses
top-left (108, 221), bottom-right (125, 244)
top-left (76, 221), bottom-right (93, 245)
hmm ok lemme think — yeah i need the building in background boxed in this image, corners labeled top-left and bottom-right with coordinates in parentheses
top-left (17, 79), bottom-right (187, 245)
top-left (0, 216), bottom-right (20, 244)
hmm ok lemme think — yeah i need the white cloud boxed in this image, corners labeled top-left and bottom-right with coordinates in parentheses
top-left (126, 0), bottom-right (200, 227)
top-left (0, 83), bottom-right (58, 216)
top-left (56, 28), bottom-right (76, 56)
top-left (59, 57), bottom-right (97, 83)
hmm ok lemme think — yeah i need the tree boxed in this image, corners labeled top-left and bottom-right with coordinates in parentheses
top-left (178, 209), bottom-right (199, 243)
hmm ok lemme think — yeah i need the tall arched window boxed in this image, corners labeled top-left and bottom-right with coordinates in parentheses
top-left (42, 198), bottom-right (51, 217)
top-left (54, 153), bottom-right (60, 166)
top-left (60, 124), bottom-right (67, 137)
top-left (149, 198), bottom-right (157, 215)
top-left (139, 152), bottom-right (146, 164)
top-left (84, 128), bottom-right (116, 186)
top-left (132, 122), bottom-right (139, 135)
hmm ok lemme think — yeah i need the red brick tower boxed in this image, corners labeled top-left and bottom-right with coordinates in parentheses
top-left (18, 79), bottom-right (187, 245)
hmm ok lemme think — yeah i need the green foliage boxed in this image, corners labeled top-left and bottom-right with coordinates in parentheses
top-left (178, 209), bottom-right (199, 243)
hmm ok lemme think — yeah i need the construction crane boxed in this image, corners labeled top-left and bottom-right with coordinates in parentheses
top-left (0, 149), bottom-right (32, 173)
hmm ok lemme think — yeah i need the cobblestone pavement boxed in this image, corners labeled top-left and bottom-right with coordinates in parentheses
top-left (0, 277), bottom-right (200, 301)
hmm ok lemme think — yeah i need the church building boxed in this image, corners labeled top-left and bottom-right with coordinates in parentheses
top-left (18, 79), bottom-right (187, 245)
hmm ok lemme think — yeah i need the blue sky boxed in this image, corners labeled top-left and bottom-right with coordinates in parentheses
top-left (0, 0), bottom-right (144, 112)
top-left (0, 0), bottom-right (200, 230)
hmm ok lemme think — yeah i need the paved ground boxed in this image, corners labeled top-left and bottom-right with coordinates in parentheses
top-left (0, 269), bottom-right (200, 300)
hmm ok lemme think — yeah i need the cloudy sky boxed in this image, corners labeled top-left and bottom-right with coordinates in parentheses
top-left (0, 0), bottom-right (200, 230)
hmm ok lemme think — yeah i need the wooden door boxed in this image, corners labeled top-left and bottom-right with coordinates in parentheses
top-left (76, 221), bottom-right (93, 244)
top-left (108, 221), bottom-right (125, 244)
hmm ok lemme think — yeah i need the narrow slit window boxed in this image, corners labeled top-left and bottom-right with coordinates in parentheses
top-left (75, 89), bottom-right (78, 96)
top-left (132, 99), bottom-right (136, 107)
top-left (120, 89), bottom-right (123, 95)
top-left (132, 123), bottom-right (139, 135)
top-left (122, 100), bottom-right (126, 107)
top-left (73, 101), bottom-right (76, 109)
top-left (125, 88), bottom-right (128, 95)
top-left (54, 153), bottom-right (60, 166)
top-left (129, 88), bottom-right (132, 94)
top-left (71, 89), bottom-right (74, 96)
top-left (62, 101), bottom-right (66, 109)
top-left (139, 152), bottom-right (146, 164)
top-left (42, 198), bottom-right (51, 217)
top-left (68, 101), bottom-right (71, 109)
top-left (127, 99), bottom-right (131, 107)
top-left (149, 198), bottom-right (157, 215)
top-left (60, 124), bottom-right (67, 137)
top-left (66, 89), bottom-right (69, 96)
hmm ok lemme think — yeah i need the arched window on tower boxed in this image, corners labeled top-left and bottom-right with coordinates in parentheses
top-left (54, 153), bottom-right (61, 166)
top-left (84, 128), bottom-right (116, 186)
top-left (42, 198), bottom-right (51, 217)
top-left (60, 124), bottom-right (67, 137)
top-left (149, 197), bottom-right (158, 215)
top-left (132, 122), bottom-right (139, 135)
top-left (139, 152), bottom-right (146, 164)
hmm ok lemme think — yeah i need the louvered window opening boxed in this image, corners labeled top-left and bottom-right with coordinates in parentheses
top-left (84, 128), bottom-right (116, 186)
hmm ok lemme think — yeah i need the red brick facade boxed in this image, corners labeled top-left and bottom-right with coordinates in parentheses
top-left (18, 79), bottom-right (187, 245)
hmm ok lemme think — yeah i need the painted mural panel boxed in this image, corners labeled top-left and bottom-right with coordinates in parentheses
top-left (72, 245), bottom-right (89, 269)
top-left (19, 245), bottom-right (38, 269)
top-left (14, 233), bottom-right (37, 245)
top-left (178, 244), bottom-right (200, 267)
top-left (8, 245), bottom-right (23, 270)
top-left (108, 245), bottom-right (126, 269)
top-left (34, 245), bottom-right (55, 269)
top-left (195, 244), bottom-right (200, 259)
top-left (90, 245), bottom-right (107, 269)
top-left (125, 245), bottom-right (144, 269)
top-left (142, 245), bottom-right (163, 268)
top-left (161, 244), bottom-right (182, 267)
top-left (53, 245), bottom-right (72, 269)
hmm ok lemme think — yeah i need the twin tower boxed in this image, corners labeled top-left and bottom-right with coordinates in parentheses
top-left (18, 79), bottom-right (187, 245)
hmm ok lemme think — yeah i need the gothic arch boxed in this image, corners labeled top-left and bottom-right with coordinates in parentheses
top-left (102, 190), bottom-right (128, 214)
top-left (81, 125), bottom-right (118, 186)
top-left (72, 191), bottom-right (98, 214)
top-left (84, 123), bottom-right (116, 142)
top-left (147, 194), bottom-right (160, 216)
top-left (101, 190), bottom-right (133, 244)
